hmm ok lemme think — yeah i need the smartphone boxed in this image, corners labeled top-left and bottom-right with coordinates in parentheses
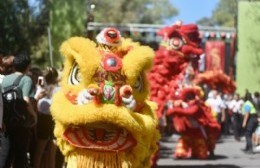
top-left (38, 76), bottom-right (45, 86)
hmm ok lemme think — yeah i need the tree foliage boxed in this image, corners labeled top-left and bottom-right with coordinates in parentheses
top-left (1, 0), bottom-right (178, 67)
top-left (197, 0), bottom-right (238, 27)
top-left (50, 0), bottom-right (87, 67)
top-left (50, 0), bottom-right (178, 67)
top-left (0, 0), bottom-right (50, 67)
top-left (93, 0), bottom-right (178, 24)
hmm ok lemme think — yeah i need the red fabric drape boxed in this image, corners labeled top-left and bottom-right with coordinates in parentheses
top-left (205, 41), bottom-right (225, 71)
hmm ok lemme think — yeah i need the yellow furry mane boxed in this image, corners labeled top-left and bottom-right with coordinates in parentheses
top-left (51, 30), bottom-right (160, 168)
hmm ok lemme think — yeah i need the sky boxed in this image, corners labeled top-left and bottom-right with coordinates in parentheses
top-left (165, 0), bottom-right (220, 24)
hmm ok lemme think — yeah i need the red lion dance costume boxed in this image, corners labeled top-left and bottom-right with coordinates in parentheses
top-left (149, 21), bottom-right (221, 159)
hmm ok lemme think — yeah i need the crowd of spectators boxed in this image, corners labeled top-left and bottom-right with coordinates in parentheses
top-left (0, 50), bottom-right (64, 168)
top-left (203, 89), bottom-right (260, 154)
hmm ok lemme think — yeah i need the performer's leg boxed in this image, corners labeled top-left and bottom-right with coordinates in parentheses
top-left (191, 138), bottom-right (208, 159)
top-left (174, 136), bottom-right (191, 159)
top-left (207, 133), bottom-right (218, 158)
top-left (206, 126), bottom-right (221, 158)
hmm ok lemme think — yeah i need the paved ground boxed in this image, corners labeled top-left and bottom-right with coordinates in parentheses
top-left (157, 135), bottom-right (260, 168)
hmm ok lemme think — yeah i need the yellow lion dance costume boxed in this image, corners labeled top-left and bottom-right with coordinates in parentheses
top-left (50, 28), bottom-right (160, 168)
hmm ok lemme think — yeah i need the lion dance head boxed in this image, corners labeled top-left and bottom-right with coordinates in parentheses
top-left (51, 28), bottom-right (160, 168)
top-left (149, 21), bottom-right (204, 118)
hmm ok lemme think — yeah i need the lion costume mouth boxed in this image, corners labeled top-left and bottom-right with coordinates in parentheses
top-left (63, 123), bottom-right (137, 152)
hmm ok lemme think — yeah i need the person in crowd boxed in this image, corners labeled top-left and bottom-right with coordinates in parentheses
top-left (206, 90), bottom-right (226, 133)
top-left (1, 56), bottom-right (15, 76)
top-left (27, 67), bottom-right (44, 167)
top-left (223, 94), bottom-right (233, 135)
top-left (251, 92), bottom-right (260, 150)
top-left (241, 93), bottom-right (258, 154)
top-left (0, 52), bottom-right (15, 168)
top-left (217, 92), bottom-right (228, 135)
top-left (0, 50), bottom-right (8, 168)
top-left (33, 67), bottom-right (60, 168)
top-left (229, 93), bottom-right (244, 141)
top-left (0, 49), bottom-right (5, 126)
top-left (253, 91), bottom-right (260, 116)
top-left (0, 49), bottom-right (4, 128)
top-left (2, 54), bottom-right (37, 167)
top-left (252, 118), bottom-right (260, 151)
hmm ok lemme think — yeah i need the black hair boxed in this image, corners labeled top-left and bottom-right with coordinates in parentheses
top-left (254, 91), bottom-right (260, 98)
top-left (234, 93), bottom-right (240, 98)
top-left (13, 54), bottom-right (31, 72)
top-left (244, 92), bottom-right (253, 102)
top-left (28, 67), bottom-right (43, 85)
top-left (45, 67), bottom-right (59, 84)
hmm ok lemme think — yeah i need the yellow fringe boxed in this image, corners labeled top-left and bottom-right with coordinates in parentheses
top-left (67, 151), bottom-right (132, 168)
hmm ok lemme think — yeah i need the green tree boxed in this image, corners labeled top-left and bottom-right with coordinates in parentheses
top-left (0, 0), bottom-right (49, 68)
top-left (30, 0), bottom-right (51, 67)
top-left (50, 0), bottom-right (87, 67)
top-left (93, 0), bottom-right (178, 24)
top-left (1, 0), bottom-right (178, 67)
top-left (197, 0), bottom-right (238, 27)
top-left (0, 0), bottom-right (50, 67)
top-left (197, 17), bottom-right (216, 27)
top-left (50, 0), bottom-right (178, 67)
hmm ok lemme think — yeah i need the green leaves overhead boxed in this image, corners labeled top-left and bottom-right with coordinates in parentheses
top-left (0, 0), bottom-right (178, 68)
top-left (0, 0), bottom-right (50, 67)
top-left (197, 0), bottom-right (238, 27)
top-left (50, 0), bottom-right (87, 67)
top-left (93, 0), bottom-right (178, 24)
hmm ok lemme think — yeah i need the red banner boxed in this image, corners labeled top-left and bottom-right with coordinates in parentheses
top-left (205, 41), bottom-right (225, 71)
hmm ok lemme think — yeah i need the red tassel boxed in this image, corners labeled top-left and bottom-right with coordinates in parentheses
top-left (114, 85), bottom-right (121, 106)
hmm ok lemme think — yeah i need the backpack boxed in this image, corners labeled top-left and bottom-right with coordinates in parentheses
top-left (2, 75), bottom-right (29, 129)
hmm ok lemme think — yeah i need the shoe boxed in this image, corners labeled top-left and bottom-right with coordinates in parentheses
top-left (244, 150), bottom-right (254, 155)
top-left (208, 151), bottom-right (215, 160)
top-left (235, 137), bottom-right (240, 141)
top-left (241, 148), bottom-right (248, 152)
top-left (255, 145), bottom-right (260, 151)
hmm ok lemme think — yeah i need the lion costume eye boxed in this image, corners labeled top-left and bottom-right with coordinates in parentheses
top-left (169, 37), bottom-right (183, 50)
top-left (133, 75), bottom-right (143, 92)
top-left (68, 63), bottom-right (81, 85)
top-left (184, 92), bottom-right (196, 101)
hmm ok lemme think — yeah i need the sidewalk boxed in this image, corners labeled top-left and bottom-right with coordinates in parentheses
top-left (157, 135), bottom-right (260, 168)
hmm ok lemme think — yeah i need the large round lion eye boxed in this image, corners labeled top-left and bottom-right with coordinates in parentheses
top-left (184, 92), bottom-right (196, 101)
top-left (68, 63), bottom-right (81, 85)
top-left (133, 75), bottom-right (143, 92)
top-left (169, 37), bottom-right (183, 50)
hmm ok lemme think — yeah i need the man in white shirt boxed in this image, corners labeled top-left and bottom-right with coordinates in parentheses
top-left (206, 90), bottom-right (226, 123)
top-left (229, 93), bottom-right (244, 141)
top-left (206, 90), bottom-right (226, 138)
